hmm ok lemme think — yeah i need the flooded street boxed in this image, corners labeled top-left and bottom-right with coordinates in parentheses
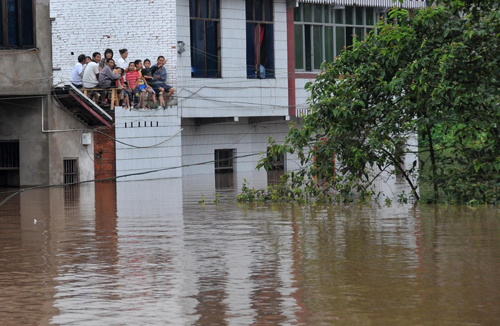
top-left (1, 172), bottom-right (500, 325)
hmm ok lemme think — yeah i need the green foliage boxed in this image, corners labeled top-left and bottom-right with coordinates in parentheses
top-left (240, 0), bottom-right (500, 205)
top-left (213, 193), bottom-right (221, 204)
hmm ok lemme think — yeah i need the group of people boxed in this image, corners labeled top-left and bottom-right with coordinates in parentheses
top-left (70, 48), bottom-right (175, 110)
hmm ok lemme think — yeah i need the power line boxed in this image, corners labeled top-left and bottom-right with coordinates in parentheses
top-left (0, 152), bottom-right (263, 208)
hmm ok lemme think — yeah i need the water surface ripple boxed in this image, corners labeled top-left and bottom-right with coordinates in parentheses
top-left (0, 173), bottom-right (499, 325)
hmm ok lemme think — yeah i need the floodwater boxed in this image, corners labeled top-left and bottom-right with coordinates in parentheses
top-left (0, 172), bottom-right (499, 326)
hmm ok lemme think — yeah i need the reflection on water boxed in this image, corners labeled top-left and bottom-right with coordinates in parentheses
top-left (0, 173), bottom-right (500, 325)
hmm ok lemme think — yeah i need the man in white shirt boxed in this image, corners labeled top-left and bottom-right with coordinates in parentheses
top-left (82, 52), bottom-right (101, 88)
top-left (70, 54), bottom-right (85, 88)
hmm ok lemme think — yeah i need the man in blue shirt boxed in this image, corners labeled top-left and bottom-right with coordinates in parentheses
top-left (151, 56), bottom-right (175, 109)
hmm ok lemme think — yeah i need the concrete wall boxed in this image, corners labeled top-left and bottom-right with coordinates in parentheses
top-left (0, 98), bottom-right (50, 186)
top-left (0, 0), bottom-right (52, 96)
top-left (177, 0), bottom-right (290, 118)
top-left (50, 0), bottom-right (177, 88)
top-left (114, 109), bottom-right (183, 181)
top-left (47, 98), bottom-right (95, 184)
top-left (0, 97), bottom-right (95, 186)
top-left (181, 119), bottom-right (301, 175)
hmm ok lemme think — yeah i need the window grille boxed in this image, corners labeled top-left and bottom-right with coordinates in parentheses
top-left (0, 141), bottom-right (19, 169)
top-left (215, 149), bottom-right (234, 173)
top-left (63, 159), bottom-right (78, 184)
top-left (267, 147), bottom-right (285, 171)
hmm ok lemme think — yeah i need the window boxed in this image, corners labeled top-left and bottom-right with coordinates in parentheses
top-left (190, 0), bottom-right (221, 78)
top-left (63, 159), bottom-right (78, 184)
top-left (0, 141), bottom-right (19, 169)
top-left (246, 0), bottom-right (274, 79)
top-left (0, 140), bottom-right (20, 186)
top-left (215, 149), bottom-right (234, 173)
top-left (294, 5), bottom-right (379, 71)
top-left (267, 147), bottom-right (285, 170)
top-left (0, 0), bottom-right (35, 49)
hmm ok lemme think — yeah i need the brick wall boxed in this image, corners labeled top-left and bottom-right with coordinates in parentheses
top-left (50, 0), bottom-right (177, 88)
top-left (94, 126), bottom-right (116, 179)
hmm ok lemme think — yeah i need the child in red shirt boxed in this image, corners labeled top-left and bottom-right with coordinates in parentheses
top-left (126, 62), bottom-right (147, 108)
top-left (116, 68), bottom-right (130, 109)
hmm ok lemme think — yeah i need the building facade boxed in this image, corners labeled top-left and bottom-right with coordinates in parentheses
top-left (50, 0), bottom-right (425, 180)
top-left (0, 0), bottom-right (100, 187)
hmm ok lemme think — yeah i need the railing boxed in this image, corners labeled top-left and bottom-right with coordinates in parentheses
top-left (295, 107), bottom-right (312, 117)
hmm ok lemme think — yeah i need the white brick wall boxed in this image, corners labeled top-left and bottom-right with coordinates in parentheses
top-left (50, 0), bottom-right (177, 88)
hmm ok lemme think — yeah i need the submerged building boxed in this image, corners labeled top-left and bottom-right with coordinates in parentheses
top-left (48, 0), bottom-right (426, 182)
top-left (0, 0), bottom-right (113, 187)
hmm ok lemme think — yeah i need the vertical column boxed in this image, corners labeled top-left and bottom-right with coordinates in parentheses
top-left (286, 4), bottom-right (296, 116)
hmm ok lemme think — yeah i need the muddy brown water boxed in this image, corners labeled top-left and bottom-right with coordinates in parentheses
top-left (0, 172), bottom-right (499, 325)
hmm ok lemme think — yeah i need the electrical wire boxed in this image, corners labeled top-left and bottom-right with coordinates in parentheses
top-left (94, 128), bottom-right (183, 149)
top-left (0, 152), bottom-right (263, 208)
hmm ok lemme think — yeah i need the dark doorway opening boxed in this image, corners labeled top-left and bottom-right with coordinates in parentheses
top-left (0, 141), bottom-right (20, 187)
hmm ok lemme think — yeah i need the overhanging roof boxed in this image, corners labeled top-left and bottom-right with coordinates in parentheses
top-left (52, 85), bottom-right (113, 128)
top-left (298, 0), bottom-right (426, 9)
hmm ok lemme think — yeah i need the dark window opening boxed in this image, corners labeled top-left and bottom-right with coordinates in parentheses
top-left (267, 170), bottom-right (284, 187)
top-left (215, 149), bottom-right (234, 173)
top-left (215, 172), bottom-right (235, 190)
top-left (63, 158), bottom-right (78, 184)
top-left (246, 0), bottom-right (274, 79)
top-left (0, 140), bottom-right (20, 187)
top-left (1, 0), bottom-right (35, 49)
top-left (190, 0), bottom-right (221, 78)
top-left (267, 147), bottom-right (284, 171)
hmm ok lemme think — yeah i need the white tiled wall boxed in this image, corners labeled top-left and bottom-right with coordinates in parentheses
top-left (114, 109), bottom-right (183, 180)
top-left (177, 0), bottom-right (290, 118)
top-left (181, 120), bottom-right (301, 175)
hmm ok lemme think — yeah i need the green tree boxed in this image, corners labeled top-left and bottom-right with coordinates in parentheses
top-left (252, 0), bottom-right (500, 204)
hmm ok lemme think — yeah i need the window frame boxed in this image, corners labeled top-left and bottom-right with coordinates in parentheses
top-left (215, 149), bottom-right (235, 173)
top-left (0, 0), bottom-right (36, 49)
top-left (189, 0), bottom-right (221, 78)
top-left (63, 158), bottom-right (79, 185)
top-left (294, 5), bottom-right (380, 72)
top-left (246, 0), bottom-right (275, 79)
